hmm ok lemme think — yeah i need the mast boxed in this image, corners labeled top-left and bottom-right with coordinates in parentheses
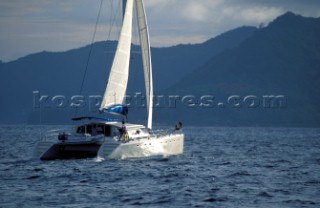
top-left (136, 0), bottom-right (153, 129)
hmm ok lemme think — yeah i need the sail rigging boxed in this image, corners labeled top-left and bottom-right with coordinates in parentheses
top-left (100, 0), bottom-right (153, 129)
top-left (100, 0), bottom-right (134, 110)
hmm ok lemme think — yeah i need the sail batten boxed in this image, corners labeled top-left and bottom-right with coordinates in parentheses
top-left (100, 0), bottom-right (134, 109)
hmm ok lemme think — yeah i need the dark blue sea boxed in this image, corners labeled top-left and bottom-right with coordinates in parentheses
top-left (0, 126), bottom-right (320, 207)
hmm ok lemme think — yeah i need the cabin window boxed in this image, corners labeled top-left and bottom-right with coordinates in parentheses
top-left (76, 124), bottom-right (111, 136)
top-left (100, 125), bottom-right (111, 136)
top-left (76, 126), bottom-right (86, 134)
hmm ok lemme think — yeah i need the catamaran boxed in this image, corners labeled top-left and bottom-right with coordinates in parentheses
top-left (35, 0), bottom-right (184, 160)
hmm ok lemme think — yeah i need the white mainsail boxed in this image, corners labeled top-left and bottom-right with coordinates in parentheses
top-left (100, 0), bottom-right (134, 110)
top-left (100, 0), bottom-right (153, 128)
top-left (136, 0), bottom-right (153, 129)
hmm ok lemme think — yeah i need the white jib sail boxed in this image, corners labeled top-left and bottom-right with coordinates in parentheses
top-left (136, 0), bottom-right (153, 129)
top-left (100, 0), bottom-right (134, 110)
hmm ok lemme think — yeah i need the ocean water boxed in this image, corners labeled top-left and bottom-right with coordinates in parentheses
top-left (0, 126), bottom-right (320, 208)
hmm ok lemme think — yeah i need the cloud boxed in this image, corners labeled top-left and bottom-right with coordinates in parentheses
top-left (145, 0), bottom-right (170, 9)
top-left (1, 0), bottom-right (320, 62)
top-left (222, 6), bottom-right (284, 24)
top-left (183, 2), bottom-right (209, 22)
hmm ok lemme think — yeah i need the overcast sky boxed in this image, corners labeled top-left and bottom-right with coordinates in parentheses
top-left (0, 0), bottom-right (320, 62)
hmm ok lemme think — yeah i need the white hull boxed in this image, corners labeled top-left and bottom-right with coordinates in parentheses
top-left (99, 133), bottom-right (184, 159)
top-left (35, 130), bottom-right (184, 160)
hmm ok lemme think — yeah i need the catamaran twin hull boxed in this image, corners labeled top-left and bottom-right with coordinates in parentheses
top-left (34, 0), bottom-right (185, 160)
top-left (36, 133), bottom-right (184, 160)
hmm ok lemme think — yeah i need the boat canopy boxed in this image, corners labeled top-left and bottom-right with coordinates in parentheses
top-left (101, 104), bottom-right (128, 116)
top-left (72, 116), bottom-right (119, 122)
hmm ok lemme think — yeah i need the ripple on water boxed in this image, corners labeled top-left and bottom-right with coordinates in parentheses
top-left (0, 126), bottom-right (320, 207)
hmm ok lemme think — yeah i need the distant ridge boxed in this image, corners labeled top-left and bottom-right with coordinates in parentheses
top-left (161, 12), bottom-right (320, 127)
top-left (1, 12), bottom-right (319, 127)
top-left (0, 23), bottom-right (256, 124)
